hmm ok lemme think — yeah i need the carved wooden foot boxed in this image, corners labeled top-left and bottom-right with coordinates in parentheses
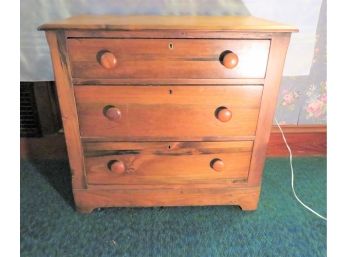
top-left (76, 205), bottom-right (95, 214)
top-left (239, 200), bottom-right (259, 211)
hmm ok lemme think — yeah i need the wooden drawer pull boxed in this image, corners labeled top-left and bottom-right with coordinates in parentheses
top-left (108, 160), bottom-right (126, 174)
top-left (103, 105), bottom-right (121, 121)
top-left (98, 51), bottom-right (117, 69)
top-left (221, 51), bottom-right (239, 69)
top-left (211, 158), bottom-right (224, 172)
top-left (215, 106), bottom-right (232, 122)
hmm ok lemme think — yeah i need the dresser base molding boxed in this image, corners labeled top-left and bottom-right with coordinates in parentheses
top-left (74, 186), bottom-right (261, 213)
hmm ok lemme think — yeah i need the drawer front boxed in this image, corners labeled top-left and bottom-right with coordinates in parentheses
top-left (75, 85), bottom-right (262, 140)
top-left (67, 39), bottom-right (270, 79)
top-left (84, 141), bottom-right (252, 186)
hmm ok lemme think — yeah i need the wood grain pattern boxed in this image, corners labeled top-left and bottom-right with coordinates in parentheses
top-left (267, 131), bottom-right (327, 156)
top-left (271, 124), bottom-right (326, 133)
top-left (74, 186), bottom-right (261, 213)
top-left (68, 39), bottom-right (270, 79)
top-left (45, 31), bottom-right (87, 189)
top-left (72, 78), bottom-right (265, 85)
top-left (20, 125), bottom-right (325, 160)
top-left (84, 141), bottom-right (252, 186)
top-left (248, 33), bottom-right (291, 186)
top-left (74, 85), bottom-right (262, 139)
top-left (81, 135), bottom-right (256, 142)
top-left (38, 15), bottom-right (298, 32)
top-left (66, 30), bottom-right (275, 39)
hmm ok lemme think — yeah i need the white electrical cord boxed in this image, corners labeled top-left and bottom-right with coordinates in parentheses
top-left (275, 118), bottom-right (327, 221)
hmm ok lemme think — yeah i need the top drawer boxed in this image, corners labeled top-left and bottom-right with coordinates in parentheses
top-left (67, 39), bottom-right (270, 80)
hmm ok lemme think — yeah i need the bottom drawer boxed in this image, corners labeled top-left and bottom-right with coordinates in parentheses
top-left (84, 141), bottom-right (253, 186)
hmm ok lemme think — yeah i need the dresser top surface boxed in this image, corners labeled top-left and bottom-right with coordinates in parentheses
top-left (39, 15), bottom-right (298, 32)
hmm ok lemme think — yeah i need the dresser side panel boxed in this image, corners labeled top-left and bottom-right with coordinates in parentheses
top-left (45, 31), bottom-right (87, 189)
top-left (248, 33), bottom-right (291, 186)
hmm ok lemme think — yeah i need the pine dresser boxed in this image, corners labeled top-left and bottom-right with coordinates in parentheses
top-left (39, 16), bottom-right (297, 213)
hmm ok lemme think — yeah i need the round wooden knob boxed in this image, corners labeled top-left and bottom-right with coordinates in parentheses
top-left (103, 106), bottom-right (121, 121)
top-left (216, 107), bottom-right (232, 122)
top-left (98, 51), bottom-right (117, 69)
top-left (211, 158), bottom-right (224, 172)
top-left (108, 160), bottom-right (126, 174)
top-left (221, 52), bottom-right (239, 69)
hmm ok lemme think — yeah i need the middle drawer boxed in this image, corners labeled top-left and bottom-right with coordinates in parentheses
top-left (75, 85), bottom-right (262, 140)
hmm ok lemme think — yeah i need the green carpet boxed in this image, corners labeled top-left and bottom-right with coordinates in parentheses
top-left (21, 157), bottom-right (326, 257)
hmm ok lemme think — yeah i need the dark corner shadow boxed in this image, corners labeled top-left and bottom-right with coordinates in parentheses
top-left (21, 129), bottom-right (74, 208)
top-left (23, 158), bottom-right (75, 210)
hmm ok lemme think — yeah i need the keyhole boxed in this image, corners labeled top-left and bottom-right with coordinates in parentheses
top-left (168, 145), bottom-right (171, 149)
top-left (168, 42), bottom-right (174, 49)
top-left (169, 89), bottom-right (173, 95)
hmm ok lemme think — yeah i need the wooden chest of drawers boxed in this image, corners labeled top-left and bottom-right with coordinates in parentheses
top-left (39, 16), bottom-right (297, 213)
